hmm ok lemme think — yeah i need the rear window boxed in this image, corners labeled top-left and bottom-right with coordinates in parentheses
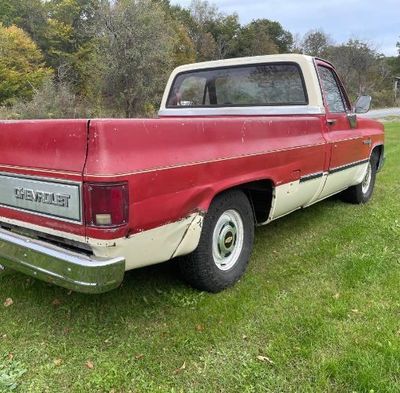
top-left (167, 63), bottom-right (308, 108)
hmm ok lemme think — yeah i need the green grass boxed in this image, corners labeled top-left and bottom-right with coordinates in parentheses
top-left (1, 123), bottom-right (400, 393)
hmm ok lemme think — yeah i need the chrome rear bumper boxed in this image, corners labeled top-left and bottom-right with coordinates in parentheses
top-left (0, 228), bottom-right (125, 294)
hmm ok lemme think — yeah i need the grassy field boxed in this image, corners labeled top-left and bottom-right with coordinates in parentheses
top-left (1, 123), bottom-right (399, 393)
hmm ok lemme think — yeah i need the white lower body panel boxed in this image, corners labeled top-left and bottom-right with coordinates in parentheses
top-left (89, 213), bottom-right (204, 271)
top-left (318, 162), bottom-right (368, 200)
top-left (268, 160), bottom-right (369, 221)
top-left (269, 177), bottom-right (323, 220)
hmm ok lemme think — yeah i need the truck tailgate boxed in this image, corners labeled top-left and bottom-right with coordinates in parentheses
top-left (0, 120), bottom-right (88, 172)
top-left (0, 120), bottom-right (89, 235)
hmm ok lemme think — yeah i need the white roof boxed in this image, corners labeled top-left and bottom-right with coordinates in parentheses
top-left (171, 54), bottom-right (315, 73)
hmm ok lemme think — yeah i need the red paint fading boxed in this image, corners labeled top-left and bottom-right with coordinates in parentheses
top-left (0, 120), bottom-right (88, 173)
top-left (85, 116), bottom-right (328, 239)
top-left (85, 117), bottom-right (327, 177)
top-left (0, 62), bottom-right (384, 242)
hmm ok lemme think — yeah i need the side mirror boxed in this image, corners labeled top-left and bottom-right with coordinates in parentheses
top-left (354, 95), bottom-right (372, 114)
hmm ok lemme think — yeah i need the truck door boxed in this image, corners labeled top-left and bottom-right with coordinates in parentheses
top-left (316, 61), bottom-right (370, 200)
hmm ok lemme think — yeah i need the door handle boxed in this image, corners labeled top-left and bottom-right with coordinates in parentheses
top-left (327, 119), bottom-right (336, 126)
top-left (363, 139), bottom-right (372, 146)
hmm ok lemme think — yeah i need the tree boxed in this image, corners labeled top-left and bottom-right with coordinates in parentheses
top-left (188, 1), bottom-right (241, 59)
top-left (325, 39), bottom-right (391, 102)
top-left (171, 1), bottom-right (240, 61)
top-left (0, 0), bottom-right (100, 97)
top-left (394, 38), bottom-right (400, 75)
top-left (42, 0), bottom-right (100, 92)
top-left (0, 0), bottom-right (48, 46)
top-left (301, 30), bottom-right (332, 57)
top-left (233, 19), bottom-right (293, 57)
top-left (171, 24), bottom-right (196, 67)
top-left (234, 26), bottom-right (278, 57)
top-left (0, 23), bottom-right (52, 105)
top-left (185, 0), bottom-right (220, 60)
top-left (165, 5), bottom-right (196, 66)
top-left (207, 13), bottom-right (241, 59)
top-left (97, 0), bottom-right (175, 117)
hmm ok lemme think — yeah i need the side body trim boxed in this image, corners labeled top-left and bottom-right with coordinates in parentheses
top-left (329, 159), bottom-right (369, 174)
top-left (300, 172), bottom-right (324, 183)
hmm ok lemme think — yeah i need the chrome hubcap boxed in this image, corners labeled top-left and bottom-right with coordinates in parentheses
top-left (212, 209), bottom-right (244, 271)
top-left (362, 162), bottom-right (372, 194)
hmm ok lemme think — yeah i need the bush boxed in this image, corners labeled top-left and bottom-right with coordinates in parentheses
top-left (0, 78), bottom-right (94, 119)
top-left (371, 89), bottom-right (396, 109)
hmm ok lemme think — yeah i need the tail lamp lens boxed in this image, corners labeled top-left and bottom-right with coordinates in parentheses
top-left (85, 182), bottom-right (129, 227)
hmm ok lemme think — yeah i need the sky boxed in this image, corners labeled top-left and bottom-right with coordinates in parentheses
top-left (170, 0), bottom-right (399, 56)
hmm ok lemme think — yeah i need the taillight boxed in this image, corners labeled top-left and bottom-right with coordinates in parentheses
top-left (84, 182), bottom-right (129, 227)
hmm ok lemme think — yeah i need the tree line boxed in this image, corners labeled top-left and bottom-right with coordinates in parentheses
top-left (0, 0), bottom-right (399, 119)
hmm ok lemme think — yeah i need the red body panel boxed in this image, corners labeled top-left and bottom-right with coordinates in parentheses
top-left (85, 116), bottom-right (327, 238)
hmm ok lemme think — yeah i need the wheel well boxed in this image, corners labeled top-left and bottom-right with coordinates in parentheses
top-left (372, 145), bottom-right (384, 171)
top-left (212, 180), bottom-right (274, 225)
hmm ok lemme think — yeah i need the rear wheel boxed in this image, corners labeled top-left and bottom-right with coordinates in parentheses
top-left (341, 153), bottom-right (378, 204)
top-left (178, 190), bottom-right (254, 293)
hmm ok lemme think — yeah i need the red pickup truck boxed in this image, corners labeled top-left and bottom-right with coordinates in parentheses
top-left (0, 54), bottom-right (384, 293)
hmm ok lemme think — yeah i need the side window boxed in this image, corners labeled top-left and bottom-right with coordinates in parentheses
top-left (318, 66), bottom-right (346, 113)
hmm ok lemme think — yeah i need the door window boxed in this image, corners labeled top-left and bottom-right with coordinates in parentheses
top-left (318, 66), bottom-right (347, 113)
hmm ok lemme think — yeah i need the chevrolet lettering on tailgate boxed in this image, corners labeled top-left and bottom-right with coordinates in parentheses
top-left (14, 187), bottom-right (71, 207)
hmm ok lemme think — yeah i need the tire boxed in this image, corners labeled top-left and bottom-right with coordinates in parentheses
top-left (341, 152), bottom-right (378, 204)
top-left (178, 190), bottom-right (255, 293)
